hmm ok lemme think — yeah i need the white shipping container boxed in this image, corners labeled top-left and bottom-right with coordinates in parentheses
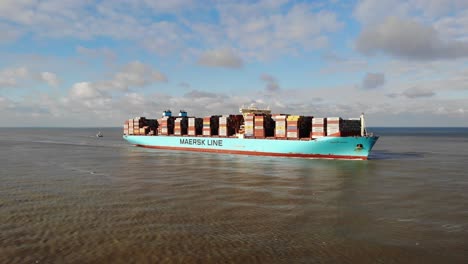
top-left (312, 118), bottom-right (325, 124)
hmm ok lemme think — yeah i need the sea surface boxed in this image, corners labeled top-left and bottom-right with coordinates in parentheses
top-left (1, 127), bottom-right (467, 263)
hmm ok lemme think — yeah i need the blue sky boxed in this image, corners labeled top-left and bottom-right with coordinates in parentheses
top-left (1, 0), bottom-right (467, 127)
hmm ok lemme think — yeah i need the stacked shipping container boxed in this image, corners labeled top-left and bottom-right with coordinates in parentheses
top-left (326, 117), bottom-right (361, 137)
top-left (123, 117), bottom-right (158, 136)
top-left (340, 119), bottom-right (361, 137)
top-left (202, 116), bottom-right (220, 136)
top-left (299, 116), bottom-right (313, 138)
top-left (253, 115), bottom-right (275, 138)
top-left (287, 116), bottom-right (300, 139)
top-left (311, 118), bottom-right (326, 138)
top-left (188, 117), bottom-right (203, 136)
top-left (123, 111), bottom-right (363, 139)
top-left (254, 115), bottom-right (265, 138)
top-left (274, 115), bottom-right (287, 138)
top-left (218, 115), bottom-right (244, 137)
top-left (219, 116), bottom-right (228, 137)
top-left (327, 117), bottom-right (341, 136)
top-left (244, 114), bottom-right (254, 138)
top-left (159, 116), bottom-right (174, 136)
top-left (202, 117), bottom-right (211, 136)
top-left (174, 117), bottom-right (188, 136)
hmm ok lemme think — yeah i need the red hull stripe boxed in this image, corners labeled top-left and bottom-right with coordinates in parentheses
top-left (135, 144), bottom-right (367, 160)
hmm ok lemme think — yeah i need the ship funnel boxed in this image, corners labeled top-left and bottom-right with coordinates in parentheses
top-left (162, 110), bottom-right (172, 117)
top-left (179, 110), bottom-right (187, 117)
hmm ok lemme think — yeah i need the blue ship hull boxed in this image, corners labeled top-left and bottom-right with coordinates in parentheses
top-left (123, 135), bottom-right (379, 160)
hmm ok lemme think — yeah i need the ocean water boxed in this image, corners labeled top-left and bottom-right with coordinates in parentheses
top-left (1, 127), bottom-right (467, 263)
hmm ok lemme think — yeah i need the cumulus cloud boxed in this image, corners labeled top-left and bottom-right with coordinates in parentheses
top-left (100, 61), bottom-right (167, 91)
top-left (356, 17), bottom-right (468, 60)
top-left (0, 67), bottom-right (62, 88)
top-left (434, 9), bottom-right (468, 42)
top-left (0, 1), bottom-right (344, 60)
top-left (216, 3), bottom-right (343, 59)
top-left (40, 72), bottom-right (59, 87)
top-left (69, 82), bottom-right (105, 99)
top-left (197, 49), bottom-right (244, 68)
top-left (362, 72), bottom-right (385, 89)
top-left (260, 74), bottom-right (280, 92)
top-left (0, 67), bottom-right (29, 88)
top-left (354, 0), bottom-right (410, 25)
top-left (63, 61), bottom-right (167, 116)
top-left (354, 0), bottom-right (468, 25)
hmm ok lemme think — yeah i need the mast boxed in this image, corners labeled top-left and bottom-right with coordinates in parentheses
top-left (360, 113), bottom-right (366, 136)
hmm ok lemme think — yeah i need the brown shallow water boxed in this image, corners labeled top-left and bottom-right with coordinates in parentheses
top-left (1, 127), bottom-right (467, 263)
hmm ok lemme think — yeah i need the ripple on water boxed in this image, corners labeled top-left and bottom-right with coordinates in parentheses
top-left (1, 128), bottom-right (468, 263)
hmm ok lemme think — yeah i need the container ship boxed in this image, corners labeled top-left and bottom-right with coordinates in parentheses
top-left (122, 105), bottom-right (379, 160)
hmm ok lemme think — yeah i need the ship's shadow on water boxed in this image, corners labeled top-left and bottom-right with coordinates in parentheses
top-left (369, 150), bottom-right (424, 160)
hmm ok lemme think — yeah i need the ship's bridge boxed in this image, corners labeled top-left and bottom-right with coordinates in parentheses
top-left (239, 104), bottom-right (271, 117)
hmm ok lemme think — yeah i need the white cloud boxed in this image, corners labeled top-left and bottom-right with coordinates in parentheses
top-left (356, 17), bottom-right (468, 60)
top-left (217, 2), bottom-right (343, 59)
top-left (40, 72), bottom-right (59, 87)
top-left (198, 49), bottom-right (244, 68)
top-left (69, 82), bottom-right (104, 99)
top-left (57, 61), bottom-right (168, 119)
top-left (0, 1), bottom-right (344, 60)
top-left (354, 0), bottom-right (468, 25)
top-left (0, 67), bottom-right (29, 88)
top-left (0, 66), bottom-right (61, 89)
top-left (1, 1), bottom-right (467, 127)
top-left (99, 61), bottom-right (168, 91)
top-left (434, 9), bottom-right (468, 41)
top-left (354, 0), bottom-right (411, 25)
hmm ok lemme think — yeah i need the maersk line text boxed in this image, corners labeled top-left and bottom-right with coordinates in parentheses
top-left (180, 139), bottom-right (223, 146)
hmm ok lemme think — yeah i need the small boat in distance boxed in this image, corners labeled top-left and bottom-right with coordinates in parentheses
top-left (96, 131), bottom-right (103, 138)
